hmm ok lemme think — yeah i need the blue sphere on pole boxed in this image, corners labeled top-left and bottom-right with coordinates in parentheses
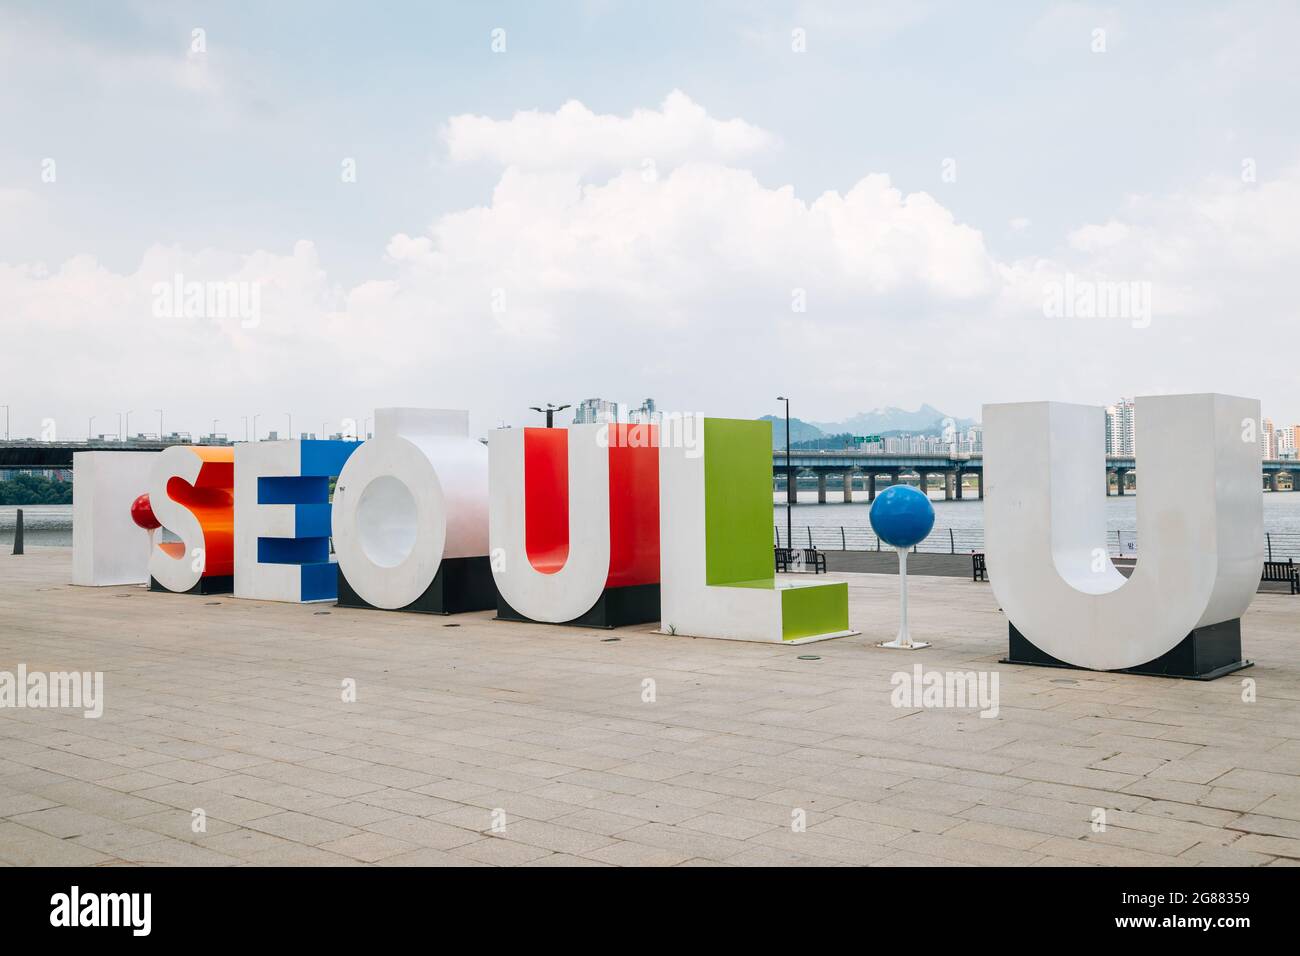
top-left (869, 485), bottom-right (935, 549)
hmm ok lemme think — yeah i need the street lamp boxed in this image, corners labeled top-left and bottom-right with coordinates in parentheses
top-left (286, 412), bottom-right (292, 441)
top-left (777, 396), bottom-right (792, 552)
top-left (1, 405), bottom-right (8, 441)
top-left (212, 419), bottom-right (219, 441)
top-left (88, 416), bottom-right (95, 441)
top-left (124, 410), bottom-right (133, 441)
top-left (252, 414), bottom-right (260, 441)
top-left (529, 403), bottom-right (571, 428)
top-left (155, 408), bottom-right (164, 441)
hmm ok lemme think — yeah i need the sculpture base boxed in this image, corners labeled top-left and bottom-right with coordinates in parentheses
top-left (1002, 620), bottom-right (1252, 681)
top-left (876, 639), bottom-right (931, 650)
top-left (496, 583), bottom-right (660, 629)
top-left (336, 556), bottom-right (498, 615)
top-left (149, 575), bottom-right (233, 596)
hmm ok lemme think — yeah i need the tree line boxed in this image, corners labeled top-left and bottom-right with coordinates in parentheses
top-left (0, 474), bottom-right (73, 505)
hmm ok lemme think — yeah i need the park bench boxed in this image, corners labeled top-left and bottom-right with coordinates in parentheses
top-left (1262, 558), bottom-right (1299, 594)
top-left (775, 547), bottom-right (827, 574)
top-left (972, 552), bottom-right (987, 582)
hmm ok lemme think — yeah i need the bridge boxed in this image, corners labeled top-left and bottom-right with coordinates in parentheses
top-left (772, 449), bottom-right (1298, 501)
top-left (1, 440), bottom-right (1296, 497)
top-left (0, 437), bottom-right (232, 473)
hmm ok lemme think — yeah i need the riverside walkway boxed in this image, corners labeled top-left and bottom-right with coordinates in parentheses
top-left (1, 548), bottom-right (1299, 866)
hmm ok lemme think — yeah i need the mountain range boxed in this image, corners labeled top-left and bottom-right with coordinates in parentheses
top-left (758, 404), bottom-right (979, 449)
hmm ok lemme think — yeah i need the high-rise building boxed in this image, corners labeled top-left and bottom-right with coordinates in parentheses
top-left (571, 397), bottom-right (659, 425)
top-left (1105, 399), bottom-right (1136, 456)
top-left (572, 398), bottom-right (616, 424)
top-left (1261, 418), bottom-right (1276, 459)
top-left (1276, 425), bottom-right (1296, 459)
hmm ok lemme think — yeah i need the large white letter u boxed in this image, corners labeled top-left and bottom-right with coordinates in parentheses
top-left (984, 393), bottom-right (1263, 671)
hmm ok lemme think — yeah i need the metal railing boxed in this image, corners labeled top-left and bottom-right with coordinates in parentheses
top-left (774, 526), bottom-right (1300, 560)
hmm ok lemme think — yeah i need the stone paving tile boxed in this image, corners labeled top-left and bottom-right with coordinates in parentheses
top-left (724, 844), bottom-right (847, 867)
top-left (489, 818), bottom-right (618, 855)
top-left (3, 550), bottom-right (1299, 867)
top-left (378, 848), bottom-right (486, 867)
top-left (9, 805), bottom-right (117, 839)
top-left (117, 838), bottom-right (243, 866)
top-left (316, 831), bottom-right (418, 863)
top-left (71, 822), bottom-right (169, 854)
top-left (1031, 835), bottom-right (1193, 867)
top-left (582, 840), bottom-right (695, 867)
top-left (0, 821), bottom-right (113, 866)
top-left (887, 831), bottom-right (1046, 866)
top-left (747, 828), bottom-right (894, 865)
top-left (1231, 833), bottom-right (1300, 859)
top-left (808, 814), bottom-right (914, 846)
top-left (244, 810), bottom-right (359, 846)
top-left (677, 811), bottom-right (777, 840)
top-left (519, 852), bottom-right (612, 867)
top-left (362, 816), bottom-right (480, 851)
top-left (613, 822), bottom-right (749, 860)
top-left (451, 836), bottom-right (555, 866)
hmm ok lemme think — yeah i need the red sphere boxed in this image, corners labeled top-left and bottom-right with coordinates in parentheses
top-left (130, 493), bottom-right (161, 530)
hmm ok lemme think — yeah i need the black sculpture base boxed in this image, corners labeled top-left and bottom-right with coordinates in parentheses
top-left (336, 556), bottom-right (498, 615)
top-left (149, 575), bottom-right (233, 596)
top-left (1001, 619), bottom-right (1252, 681)
top-left (496, 583), bottom-right (660, 630)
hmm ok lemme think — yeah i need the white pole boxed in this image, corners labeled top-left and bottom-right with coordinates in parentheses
top-left (876, 543), bottom-right (929, 649)
top-left (897, 546), bottom-right (910, 646)
top-left (144, 528), bottom-right (156, 588)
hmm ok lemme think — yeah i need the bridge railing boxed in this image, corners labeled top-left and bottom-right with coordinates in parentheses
top-left (774, 526), bottom-right (1300, 560)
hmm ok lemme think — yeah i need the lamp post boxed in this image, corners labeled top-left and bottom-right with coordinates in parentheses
top-left (88, 416), bottom-right (95, 441)
top-left (286, 413), bottom-right (292, 441)
top-left (1, 405), bottom-right (8, 441)
top-left (252, 414), bottom-right (260, 442)
top-left (777, 396), bottom-right (791, 551)
top-left (212, 420), bottom-right (219, 442)
top-left (530, 403), bottom-right (570, 428)
top-left (156, 408), bottom-right (164, 441)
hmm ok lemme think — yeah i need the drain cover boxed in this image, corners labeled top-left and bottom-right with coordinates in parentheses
top-left (797, 654), bottom-right (821, 661)
top-left (601, 637), bottom-right (621, 642)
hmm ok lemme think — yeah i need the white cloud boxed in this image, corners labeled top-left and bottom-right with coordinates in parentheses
top-left (442, 90), bottom-right (777, 173)
top-left (5, 93), bottom-right (1300, 435)
top-left (1067, 219), bottom-right (1129, 251)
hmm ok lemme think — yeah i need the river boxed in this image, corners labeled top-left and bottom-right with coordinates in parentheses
top-left (6, 495), bottom-right (1300, 557)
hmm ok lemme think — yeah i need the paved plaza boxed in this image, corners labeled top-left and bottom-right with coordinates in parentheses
top-left (1, 548), bottom-right (1299, 867)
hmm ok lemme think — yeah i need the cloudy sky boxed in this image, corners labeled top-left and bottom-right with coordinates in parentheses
top-left (2, 0), bottom-right (1298, 440)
